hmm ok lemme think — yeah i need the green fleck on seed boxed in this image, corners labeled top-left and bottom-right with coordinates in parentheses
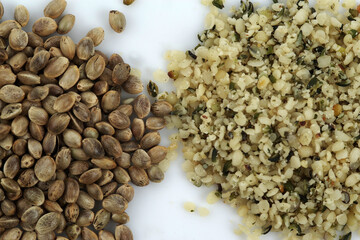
top-left (212, 0), bottom-right (224, 9)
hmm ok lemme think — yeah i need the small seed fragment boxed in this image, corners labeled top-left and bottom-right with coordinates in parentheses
top-left (109, 10), bottom-right (126, 33)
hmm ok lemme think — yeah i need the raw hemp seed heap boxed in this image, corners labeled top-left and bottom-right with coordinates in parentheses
top-left (0, 0), bottom-right (172, 239)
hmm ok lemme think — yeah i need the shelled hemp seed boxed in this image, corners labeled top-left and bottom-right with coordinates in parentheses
top-left (0, 0), bottom-right (172, 239)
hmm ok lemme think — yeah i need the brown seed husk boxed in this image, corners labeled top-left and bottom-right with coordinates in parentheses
top-left (112, 62), bottom-right (130, 85)
top-left (44, 0), bottom-right (67, 19)
top-left (57, 14), bottom-right (75, 34)
top-left (91, 157), bottom-right (117, 170)
top-left (29, 50), bottom-right (50, 73)
top-left (140, 131), bottom-right (161, 149)
top-left (86, 27), bottom-right (105, 47)
top-left (131, 118), bottom-right (144, 141)
top-left (108, 110), bottom-right (130, 130)
top-left (122, 75), bottom-right (143, 94)
top-left (34, 156), bottom-right (56, 182)
top-left (151, 100), bottom-right (173, 117)
top-left (35, 212), bottom-right (60, 234)
top-left (101, 90), bottom-right (120, 113)
top-left (48, 180), bottom-right (65, 201)
top-left (115, 128), bottom-right (132, 143)
top-left (79, 168), bottom-right (102, 185)
top-left (14, 5), bottom-right (29, 27)
top-left (76, 210), bottom-right (94, 227)
top-left (93, 209), bottom-right (110, 231)
top-left (47, 113), bottom-right (70, 135)
top-left (44, 56), bottom-right (69, 79)
top-left (0, 85), bottom-right (25, 103)
top-left (101, 135), bottom-right (122, 158)
top-left (116, 184), bottom-right (134, 202)
top-left (133, 94), bottom-right (150, 119)
top-left (59, 65), bottom-right (80, 90)
top-left (82, 227), bottom-right (97, 240)
top-left (99, 230), bottom-right (115, 240)
top-left (73, 102), bottom-right (91, 122)
top-left (17, 71), bottom-right (41, 85)
top-left (145, 117), bottom-right (166, 130)
top-left (76, 37), bottom-right (94, 61)
top-left (64, 177), bottom-right (80, 203)
top-left (112, 212), bottom-right (129, 225)
top-left (64, 203), bottom-right (79, 223)
top-left (95, 122), bottom-right (115, 135)
top-left (82, 138), bottom-right (104, 158)
top-left (148, 145), bottom-right (167, 164)
top-left (32, 17), bottom-right (57, 37)
top-left (9, 28), bottom-right (28, 51)
top-left (44, 35), bottom-right (61, 50)
top-left (131, 149), bottom-right (151, 169)
top-left (147, 165), bottom-right (164, 183)
top-left (115, 225), bottom-right (133, 240)
top-left (4, 155), bottom-right (20, 179)
top-left (109, 10), bottom-right (126, 33)
top-left (128, 166), bottom-right (149, 187)
top-left (77, 191), bottom-right (95, 210)
top-left (103, 194), bottom-right (128, 214)
top-left (28, 106), bottom-right (48, 126)
top-left (86, 54), bottom-right (105, 80)
top-left (60, 36), bottom-right (76, 60)
top-left (0, 20), bottom-right (21, 38)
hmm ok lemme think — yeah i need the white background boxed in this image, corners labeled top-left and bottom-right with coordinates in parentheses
top-left (2, 0), bottom-right (359, 239)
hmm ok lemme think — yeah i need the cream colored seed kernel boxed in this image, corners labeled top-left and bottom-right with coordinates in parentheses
top-left (198, 207), bottom-right (210, 217)
top-left (183, 202), bottom-right (196, 212)
top-left (206, 191), bottom-right (220, 204)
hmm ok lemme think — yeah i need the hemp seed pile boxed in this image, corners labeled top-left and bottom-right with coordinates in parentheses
top-left (0, 0), bottom-right (172, 239)
top-left (166, 0), bottom-right (360, 239)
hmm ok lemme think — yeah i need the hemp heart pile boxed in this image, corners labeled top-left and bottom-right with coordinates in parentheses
top-left (165, 0), bottom-right (360, 239)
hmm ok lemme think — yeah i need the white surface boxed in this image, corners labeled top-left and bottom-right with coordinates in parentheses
top-left (2, 0), bottom-right (359, 239)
